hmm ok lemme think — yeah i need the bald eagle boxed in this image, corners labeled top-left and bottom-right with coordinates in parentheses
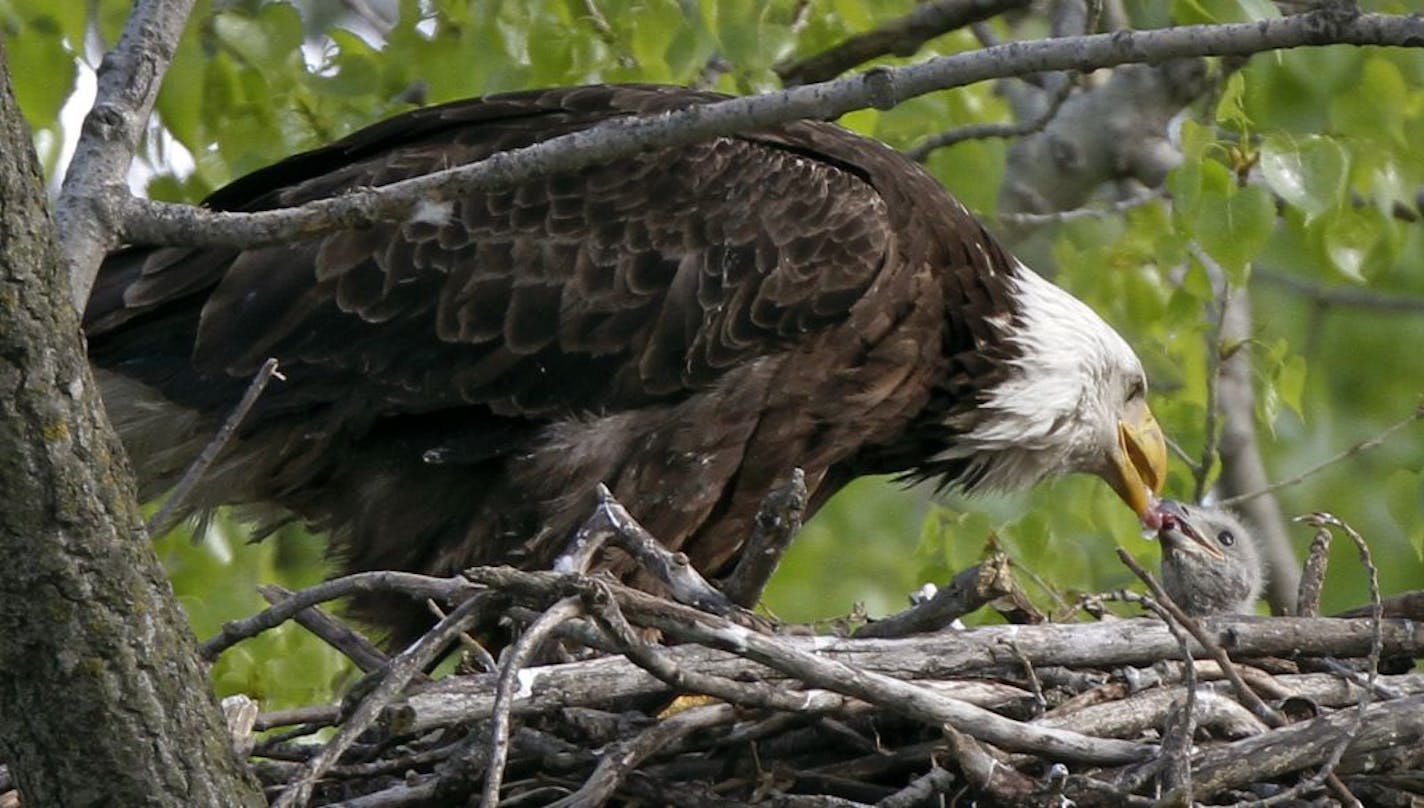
top-left (86, 85), bottom-right (1166, 641)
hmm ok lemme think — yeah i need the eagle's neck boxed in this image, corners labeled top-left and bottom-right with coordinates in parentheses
top-left (913, 259), bottom-right (1141, 495)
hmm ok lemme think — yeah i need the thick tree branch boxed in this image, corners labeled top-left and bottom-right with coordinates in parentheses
top-left (400, 581), bottom-right (1424, 734)
top-left (456, 571), bottom-right (1150, 765)
top-left (119, 11), bottom-right (1424, 251)
top-left (1191, 695), bottom-right (1424, 798)
top-left (1216, 288), bottom-right (1302, 614)
top-left (0, 40), bottom-right (261, 807)
top-left (199, 570), bottom-right (478, 661)
top-left (998, 59), bottom-right (1204, 218)
top-left (55, 0), bottom-right (196, 312)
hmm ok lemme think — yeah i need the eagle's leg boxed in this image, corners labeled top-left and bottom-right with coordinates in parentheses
top-left (555, 485), bottom-right (735, 615)
top-left (718, 468), bottom-right (808, 608)
top-left (550, 489), bottom-right (616, 576)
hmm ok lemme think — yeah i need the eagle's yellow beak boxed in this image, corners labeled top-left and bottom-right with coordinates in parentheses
top-left (1103, 401), bottom-right (1167, 520)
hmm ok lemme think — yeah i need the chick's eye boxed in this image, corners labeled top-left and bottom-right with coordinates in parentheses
top-left (1217, 531), bottom-right (1235, 547)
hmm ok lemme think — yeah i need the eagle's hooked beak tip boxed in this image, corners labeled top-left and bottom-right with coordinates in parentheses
top-left (1104, 406), bottom-right (1168, 522)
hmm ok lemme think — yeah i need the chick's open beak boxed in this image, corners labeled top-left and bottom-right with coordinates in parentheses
top-left (1103, 403), bottom-right (1167, 520)
top-left (1156, 500), bottom-right (1226, 560)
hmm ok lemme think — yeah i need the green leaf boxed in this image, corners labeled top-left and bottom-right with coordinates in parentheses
top-left (1275, 352), bottom-right (1307, 420)
top-left (1179, 255), bottom-right (1216, 301)
top-left (1318, 207), bottom-right (1384, 283)
top-left (1259, 134), bottom-right (1349, 223)
top-left (1188, 177), bottom-right (1275, 281)
top-left (1215, 71), bottom-right (1250, 130)
top-left (212, 3), bottom-right (304, 75)
top-left (1171, 0), bottom-right (1280, 24)
top-left (5, 12), bottom-right (76, 132)
top-left (764, 477), bottom-right (926, 621)
top-left (157, 516), bottom-right (357, 710)
top-left (154, 20), bottom-right (209, 155)
top-left (1384, 470), bottom-right (1424, 566)
top-left (1332, 57), bottom-right (1408, 143)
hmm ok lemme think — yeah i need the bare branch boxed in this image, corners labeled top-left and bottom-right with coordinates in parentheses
top-left (480, 596), bottom-right (584, 808)
top-left (1257, 267), bottom-right (1424, 314)
top-left (1117, 549), bottom-right (1283, 727)
top-left (941, 724), bottom-right (1037, 802)
top-left (589, 585), bottom-right (820, 712)
top-left (1189, 244), bottom-right (1230, 504)
top-left (775, 0), bottom-right (1032, 86)
top-left (1218, 402), bottom-right (1424, 507)
top-left (146, 357), bottom-right (280, 538)
top-left (119, 12), bottom-right (1424, 252)
top-left (854, 552), bottom-right (1016, 638)
top-left (55, 0), bottom-right (196, 312)
top-left (254, 705), bottom-right (341, 733)
top-left (994, 189), bottom-right (1160, 226)
top-left (464, 568), bottom-right (1156, 765)
top-left (1190, 696), bottom-right (1423, 802)
top-left (719, 468), bottom-right (807, 607)
top-left (548, 703), bottom-right (737, 808)
top-left (1296, 522), bottom-right (1333, 618)
top-left (567, 485), bottom-right (735, 614)
top-left (1335, 589), bottom-right (1424, 621)
top-left (906, 74), bottom-right (1074, 161)
top-left (258, 584), bottom-right (389, 674)
top-left (200, 571), bottom-right (478, 660)
top-left (877, 763), bottom-right (957, 808)
top-left (997, 57), bottom-right (1203, 219)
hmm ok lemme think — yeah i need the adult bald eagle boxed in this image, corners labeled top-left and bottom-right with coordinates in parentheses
top-left (86, 84), bottom-right (1166, 640)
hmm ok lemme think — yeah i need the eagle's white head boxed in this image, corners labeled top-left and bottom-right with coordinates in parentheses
top-left (938, 261), bottom-right (1167, 519)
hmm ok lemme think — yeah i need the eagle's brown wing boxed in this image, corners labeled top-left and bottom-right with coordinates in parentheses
top-left (87, 85), bottom-right (1014, 643)
top-left (87, 85), bottom-right (898, 431)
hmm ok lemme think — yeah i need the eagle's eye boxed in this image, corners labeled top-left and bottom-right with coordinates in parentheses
top-left (1217, 530), bottom-right (1235, 547)
top-left (1125, 378), bottom-right (1146, 403)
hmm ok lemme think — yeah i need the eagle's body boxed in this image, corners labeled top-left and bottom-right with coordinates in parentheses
top-left (87, 85), bottom-right (1164, 641)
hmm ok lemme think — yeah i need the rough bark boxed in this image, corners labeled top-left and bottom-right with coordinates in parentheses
top-left (0, 43), bottom-right (263, 807)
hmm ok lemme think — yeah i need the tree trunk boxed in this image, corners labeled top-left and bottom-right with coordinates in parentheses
top-left (0, 43), bottom-right (263, 807)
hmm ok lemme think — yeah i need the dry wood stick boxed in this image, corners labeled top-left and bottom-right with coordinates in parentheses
top-left (201, 570), bottom-right (476, 660)
top-left (549, 704), bottom-right (738, 808)
top-left (463, 568), bottom-right (1154, 765)
top-left (480, 597), bottom-right (585, 808)
top-left (272, 592), bottom-right (491, 808)
top-left (147, 357), bottom-right (281, 538)
top-left (259, 584), bottom-right (389, 673)
top-left (854, 553), bottom-right (1015, 639)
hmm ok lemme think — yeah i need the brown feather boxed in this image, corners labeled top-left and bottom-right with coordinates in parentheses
top-left (84, 84), bottom-right (1026, 644)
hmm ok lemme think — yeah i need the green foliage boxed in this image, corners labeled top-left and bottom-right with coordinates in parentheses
top-left (1170, 0), bottom-right (1280, 25)
top-left (153, 514), bottom-right (357, 709)
top-left (1259, 134), bottom-right (1348, 223)
top-left (15, 0), bottom-right (1424, 705)
top-left (762, 477), bottom-right (926, 623)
